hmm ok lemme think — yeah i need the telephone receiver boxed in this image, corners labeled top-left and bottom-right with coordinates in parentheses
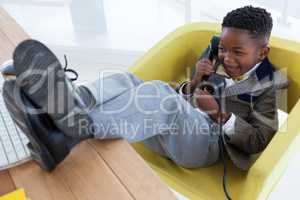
top-left (202, 36), bottom-right (220, 81)
top-left (198, 36), bottom-right (220, 94)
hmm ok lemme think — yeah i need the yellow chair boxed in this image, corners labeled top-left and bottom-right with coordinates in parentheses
top-left (128, 22), bottom-right (300, 200)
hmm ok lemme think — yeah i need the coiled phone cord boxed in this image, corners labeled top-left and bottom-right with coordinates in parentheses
top-left (216, 82), bottom-right (232, 200)
top-left (218, 115), bottom-right (232, 200)
top-left (195, 74), bottom-right (233, 199)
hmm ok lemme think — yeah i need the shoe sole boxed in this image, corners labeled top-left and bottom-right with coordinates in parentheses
top-left (13, 39), bottom-right (70, 112)
top-left (13, 39), bottom-right (93, 138)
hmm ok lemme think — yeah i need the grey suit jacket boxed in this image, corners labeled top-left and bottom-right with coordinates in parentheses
top-left (177, 39), bottom-right (286, 170)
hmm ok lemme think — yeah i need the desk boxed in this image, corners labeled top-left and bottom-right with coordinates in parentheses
top-left (0, 7), bottom-right (176, 200)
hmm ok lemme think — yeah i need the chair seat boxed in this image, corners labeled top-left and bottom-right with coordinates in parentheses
top-left (131, 109), bottom-right (289, 199)
top-left (132, 142), bottom-right (247, 200)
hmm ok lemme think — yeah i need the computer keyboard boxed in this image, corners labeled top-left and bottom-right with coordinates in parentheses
top-left (0, 74), bottom-right (31, 170)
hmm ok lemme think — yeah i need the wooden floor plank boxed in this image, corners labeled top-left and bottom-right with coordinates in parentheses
top-left (0, 6), bottom-right (30, 46)
top-left (89, 139), bottom-right (176, 200)
top-left (0, 30), bottom-right (15, 63)
top-left (0, 6), bottom-right (29, 64)
top-left (0, 7), bottom-right (24, 63)
top-left (10, 141), bottom-right (134, 200)
top-left (0, 170), bottom-right (16, 196)
top-left (9, 161), bottom-right (77, 200)
top-left (54, 141), bottom-right (134, 200)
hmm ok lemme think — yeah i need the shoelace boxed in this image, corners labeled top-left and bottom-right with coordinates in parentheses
top-left (63, 55), bottom-right (78, 81)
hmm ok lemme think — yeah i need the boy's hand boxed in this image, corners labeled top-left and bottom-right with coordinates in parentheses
top-left (191, 58), bottom-right (214, 86)
top-left (194, 89), bottom-right (232, 123)
top-left (183, 58), bottom-right (214, 94)
top-left (194, 89), bottom-right (219, 121)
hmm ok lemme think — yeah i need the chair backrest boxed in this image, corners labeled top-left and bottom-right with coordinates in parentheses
top-left (239, 30), bottom-right (300, 200)
top-left (130, 22), bottom-right (300, 200)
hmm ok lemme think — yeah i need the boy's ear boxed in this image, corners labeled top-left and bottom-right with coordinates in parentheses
top-left (259, 46), bottom-right (270, 60)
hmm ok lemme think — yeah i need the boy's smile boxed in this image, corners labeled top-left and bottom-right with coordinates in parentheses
top-left (218, 27), bottom-right (269, 79)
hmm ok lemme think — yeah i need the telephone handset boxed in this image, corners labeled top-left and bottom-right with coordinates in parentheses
top-left (204, 36), bottom-right (220, 76)
top-left (198, 36), bottom-right (220, 94)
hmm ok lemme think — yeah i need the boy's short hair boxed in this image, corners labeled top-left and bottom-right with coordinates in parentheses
top-left (222, 6), bottom-right (273, 42)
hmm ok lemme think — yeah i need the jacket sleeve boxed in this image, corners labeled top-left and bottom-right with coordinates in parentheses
top-left (226, 86), bottom-right (279, 154)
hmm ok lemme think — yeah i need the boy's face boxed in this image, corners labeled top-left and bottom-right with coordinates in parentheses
top-left (218, 27), bottom-right (269, 78)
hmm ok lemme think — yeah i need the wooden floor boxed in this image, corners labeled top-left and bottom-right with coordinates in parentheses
top-left (3, 140), bottom-right (175, 200)
top-left (0, 7), bottom-right (175, 200)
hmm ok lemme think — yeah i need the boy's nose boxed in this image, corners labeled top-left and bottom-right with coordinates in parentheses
top-left (224, 52), bottom-right (234, 64)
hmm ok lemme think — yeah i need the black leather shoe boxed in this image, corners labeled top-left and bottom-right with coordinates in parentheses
top-left (2, 79), bottom-right (91, 171)
top-left (13, 39), bottom-right (94, 138)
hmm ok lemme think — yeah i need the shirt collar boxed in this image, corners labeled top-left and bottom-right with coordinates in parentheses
top-left (223, 62), bottom-right (262, 86)
top-left (216, 61), bottom-right (262, 81)
top-left (244, 62), bottom-right (261, 77)
top-left (239, 61), bottom-right (262, 81)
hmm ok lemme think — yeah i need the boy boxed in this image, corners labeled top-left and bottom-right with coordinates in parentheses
top-left (2, 6), bottom-right (279, 171)
top-left (177, 5), bottom-right (278, 169)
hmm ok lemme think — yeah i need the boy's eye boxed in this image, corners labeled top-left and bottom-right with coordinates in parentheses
top-left (218, 46), bottom-right (225, 51)
top-left (234, 51), bottom-right (244, 56)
